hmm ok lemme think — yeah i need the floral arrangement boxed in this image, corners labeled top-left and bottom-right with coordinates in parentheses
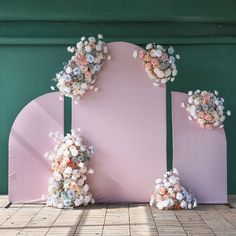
top-left (133, 43), bottom-right (180, 86)
top-left (150, 168), bottom-right (197, 210)
top-left (51, 34), bottom-right (109, 102)
top-left (46, 129), bottom-right (95, 208)
top-left (181, 90), bottom-right (231, 129)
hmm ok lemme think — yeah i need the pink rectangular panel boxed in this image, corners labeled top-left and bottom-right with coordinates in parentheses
top-left (172, 92), bottom-right (227, 203)
top-left (9, 92), bottom-right (64, 203)
top-left (72, 42), bottom-right (167, 203)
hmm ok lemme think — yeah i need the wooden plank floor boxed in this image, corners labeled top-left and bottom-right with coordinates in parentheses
top-left (1, 196), bottom-right (236, 235)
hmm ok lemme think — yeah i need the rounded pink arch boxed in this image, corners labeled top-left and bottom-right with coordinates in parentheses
top-left (72, 42), bottom-right (167, 203)
top-left (9, 92), bottom-right (64, 203)
top-left (172, 92), bottom-right (227, 203)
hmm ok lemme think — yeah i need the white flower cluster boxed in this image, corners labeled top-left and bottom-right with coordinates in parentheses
top-left (46, 130), bottom-right (95, 208)
top-left (150, 169), bottom-right (197, 210)
top-left (133, 43), bottom-right (180, 86)
top-left (51, 34), bottom-right (109, 102)
top-left (182, 90), bottom-right (231, 129)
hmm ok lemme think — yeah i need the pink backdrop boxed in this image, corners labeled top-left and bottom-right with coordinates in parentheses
top-left (172, 92), bottom-right (227, 203)
top-left (72, 42), bottom-right (167, 203)
top-left (9, 92), bottom-right (64, 203)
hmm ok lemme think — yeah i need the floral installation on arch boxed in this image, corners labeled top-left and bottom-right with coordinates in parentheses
top-left (133, 43), bottom-right (180, 86)
top-left (51, 34), bottom-right (110, 103)
top-left (181, 90), bottom-right (231, 129)
top-left (150, 168), bottom-right (197, 210)
top-left (46, 129), bottom-right (95, 209)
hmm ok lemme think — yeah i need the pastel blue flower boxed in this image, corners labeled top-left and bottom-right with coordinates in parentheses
top-left (168, 46), bottom-right (175, 54)
top-left (63, 74), bottom-right (72, 81)
top-left (169, 56), bottom-right (175, 64)
top-left (94, 64), bottom-right (101, 71)
top-left (63, 199), bottom-right (71, 207)
top-left (73, 67), bottom-right (81, 75)
top-left (88, 146), bottom-right (96, 154)
top-left (86, 54), bottom-right (95, 63)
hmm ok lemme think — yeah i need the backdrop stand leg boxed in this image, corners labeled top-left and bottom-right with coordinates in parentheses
top-left (5, 202), bottom-right (12, 208)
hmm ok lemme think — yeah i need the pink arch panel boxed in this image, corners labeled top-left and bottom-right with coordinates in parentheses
top-left (72, 42), bottom-right (167, 203)
top-left (172, 92), bottom-right (227, 203)
top-left (9, 92), bottom-right (64, 203)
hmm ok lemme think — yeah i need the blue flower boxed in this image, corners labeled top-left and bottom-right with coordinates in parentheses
top-left (169, 56), bottom-right (175, 64)
top-left (63, 74), bottom-right (72, 81)
top-left (86, 54), bottom-right (95, 63)
top-left (88, 146), bottom-right (96, 154)
top-left (186, 194), bottom-right (193, 203)
top-left (202, 104), bottom-right (209, 111)
top-left (94, 64), bottom-right (101, 71)
top-left (67, 190), bottom-right (75, 199)
top-left (73, 67), bottom-right (81, 75)
top-left (63, 198), bottom-right (71, 207)
top-left (168, 46), bottom-right (175, 54)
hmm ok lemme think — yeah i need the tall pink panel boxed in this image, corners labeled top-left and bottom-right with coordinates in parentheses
top-left (9, 92), bottom-right (64, 203)
top-left (72, 42), bottom-right (166, 203)
top-left (172, 92), bottom-right (227, 203)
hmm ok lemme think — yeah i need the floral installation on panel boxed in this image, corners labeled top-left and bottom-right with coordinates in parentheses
top-left (51, 34), bottom-right (110, 103)
top-left (133, 43), bottom-right (180, 86)
top-left (46, 129), bottom-right (95, 209)
top-left (181, 90), bottom-right (231, 129)
top-left (150, 168), bottom-right (197, 210)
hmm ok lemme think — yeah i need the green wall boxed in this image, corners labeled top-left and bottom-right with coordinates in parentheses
top-left (1, 0), bottom-right (236, 194)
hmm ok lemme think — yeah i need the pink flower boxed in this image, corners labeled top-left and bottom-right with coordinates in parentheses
top-left (145, 63), bottom-right (152, 69)
top-left (204, 114), bottom-right (212, 122)
top-left (84, 71), bottom-right (91, 78)
top-left (151, 59), bottom-right (158, 66)
top-left (205, 124), bottom-right (213, 129)
top-left (162, 53), bottom-right (169, 61)
top-left (198, 111), bottom-right (205, 118)
top-left (138, 51), bottom-right (145, 59)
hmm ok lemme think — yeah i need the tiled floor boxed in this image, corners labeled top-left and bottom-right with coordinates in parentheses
top-left (0, 196), bottom-right (236, 236)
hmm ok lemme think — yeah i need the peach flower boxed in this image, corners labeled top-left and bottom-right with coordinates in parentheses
top-left (138, 51), bottom-right (145, 59)
top-left (205, 124), bottom-right (213, 129)
top-left (204, 114), bottom-right (212, 122)
top-left (159, 187), bottom-right (166, 195)
top-left (198, 111), bottom-right (205, 118)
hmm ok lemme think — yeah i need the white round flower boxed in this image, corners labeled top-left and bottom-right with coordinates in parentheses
top-left (156, 202), bottom-right (164, 210)
top-left (53, 172), bottom-right (62, 181)
top-left (155, 178), bottom-right (162, 184)
top-left (64, 167), bottom-right (73, 175)
top-left (88, 37), bottom-right (96, 43)
top-left (176, 192), bottom-right (183, 201)
top-left (65, 67), bottom-right (72, 74)
top-left (71, 149), bottom-right (79, 157)
top-left (85, 46), bottom-right (92, 52)
top-left (84, 195), bottom-right (91, 203)
top-left (83, 184), bottom-right (89, 192)
top-left (133, 50), bottom-right (138, 58)
top-left (227, 110), bottom-right (231, 116)
top-left (63, 149), bottom-right (70, 157)
top-left (81, 83), bottom-right (88, 90)
top-left (146, 43), bottom-right (153, 50)
top-left (57, 203), bottom-right (64, 209)
top-left (77, 179), bottom-right (84, 186)
top-left (96, 45), bottom-right (102, 51)
top-left (98, 34), bottom-right (103, 39)
top-left (156, 49), bottom-right (162, 58)
top-left (180, 200), bottom-right (187, 209)
top-left (162, 200), bottom-right (169, 208)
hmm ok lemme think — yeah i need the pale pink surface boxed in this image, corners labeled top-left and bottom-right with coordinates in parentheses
top-left (172, 92), bottom-right (227, 203)
top-left (9, 92), bottom-right (64, 203)
top-left (72, 42), bottom-right (167, 203)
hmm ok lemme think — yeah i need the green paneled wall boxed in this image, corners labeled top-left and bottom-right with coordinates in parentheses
top-left (1, 0), bottom-right (236, 194)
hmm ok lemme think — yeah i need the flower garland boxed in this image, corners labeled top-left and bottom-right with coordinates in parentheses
top-left (150, 169), bottom-right (197, 210)
top-left (51, 34), bottom-right (109, 102)
top-left (181, 90), bottom-right (231, 129)
top-left (46, 130), bottom-right (95, 208)
top-left (133, 43), bottom-right (180, 86)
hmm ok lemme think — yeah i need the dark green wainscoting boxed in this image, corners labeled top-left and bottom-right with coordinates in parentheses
top-left (0, 0), bottom-right (236, 195)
